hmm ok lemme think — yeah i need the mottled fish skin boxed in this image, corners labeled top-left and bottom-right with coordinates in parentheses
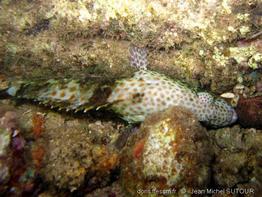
top-left (5, 79), bottom-right (111, 112)
top-left (108, 70), bottom-right (237, 127)
top-left (3, 46), bottom-right (237, 128)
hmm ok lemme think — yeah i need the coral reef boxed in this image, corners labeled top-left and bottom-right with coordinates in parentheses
top-left (120, 106), bottom-right (212, 196)
top-left (210, 126), bottom-right (262, 194)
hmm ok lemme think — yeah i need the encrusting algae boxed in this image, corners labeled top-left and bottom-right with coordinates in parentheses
top-left (2, 45), bottom-right (237, 128)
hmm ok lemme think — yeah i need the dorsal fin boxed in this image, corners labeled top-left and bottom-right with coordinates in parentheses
top-left (129, 45), bottom-right (148, 70)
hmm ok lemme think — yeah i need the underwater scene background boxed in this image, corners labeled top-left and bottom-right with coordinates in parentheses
top-left (0, 0), bottom-right (261, 196)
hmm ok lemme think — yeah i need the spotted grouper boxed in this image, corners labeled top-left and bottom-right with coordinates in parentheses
top-left (3, 46), bottom-right (237, 127)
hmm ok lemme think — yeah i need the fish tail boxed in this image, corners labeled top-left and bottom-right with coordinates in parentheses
top-left (3, 78), bottom-right (113, 113)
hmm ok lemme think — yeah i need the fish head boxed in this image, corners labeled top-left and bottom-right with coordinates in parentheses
top-left (208, 99), bottom-right (238, 127)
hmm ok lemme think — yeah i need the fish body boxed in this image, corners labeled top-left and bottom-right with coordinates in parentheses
top-left (3, 46), bottom-right (237, 127)
top-left (108, 69), bottom-right (237, 127)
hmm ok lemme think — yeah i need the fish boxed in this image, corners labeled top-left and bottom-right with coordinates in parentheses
top-left (2, 45), bottom-right (237, 127)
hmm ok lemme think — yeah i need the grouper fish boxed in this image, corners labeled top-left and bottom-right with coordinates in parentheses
top-left (3, 46), bottom-right (237, 127)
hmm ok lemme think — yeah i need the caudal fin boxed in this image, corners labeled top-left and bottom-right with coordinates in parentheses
top-left (129, 45), bottom-right (148, 70)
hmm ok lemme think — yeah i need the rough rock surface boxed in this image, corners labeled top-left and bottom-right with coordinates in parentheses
top-left (7, 103), bottom-right (125, 192)
top-left (120, 106), bottom-right (213, 196)
top-left (0, 0), bottom-right (261, 94)
top-left (41, 118), bottom-right (122, 191)
top-left (0, 103), bottom-right (34, 196)
top-left (236, 96), bottom-right (262, 128)
top-left (210, 125), bottom-right (262, 195)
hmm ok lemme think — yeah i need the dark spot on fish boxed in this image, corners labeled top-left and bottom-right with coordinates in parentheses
top-left (50, 91), bottom-right (57, 96)
top-left (132, 93), bottom-right (144, 103)
top-left (60, 91), bottom-right (65, 97)
top-left (69, 94), bottom-right (76, 100)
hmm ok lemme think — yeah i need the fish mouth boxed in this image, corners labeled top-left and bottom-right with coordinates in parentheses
top-left (230, 109), bottom-right (238, 124)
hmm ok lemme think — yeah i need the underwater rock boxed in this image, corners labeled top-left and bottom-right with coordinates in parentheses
top-left (120, 106), bottom-right (212, 196)
top-left (0, 105), bottom-right (35, 196)
top-left (0, 160), bottom-right (10, 188)
top-left (1, 0), bottom-right (261, 94)
top-left (32, 110), bottom-right (124, 192)
top-left (210, 126), bottom-right (262, 194)
top-left (25, 18), bottom-right (50, 36)
top-left (0, 106), bottom-right (17, 188)
top-left (0, 127), bottom-right (11, 157)
top-left (236, 96), bottom-right (262, 128)
top-left (0, 127), bottom-right (11, 186)
top-left (85, 181), bottom-right (125, 197)
top-left (256, 80), bottom-right (262, 92)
